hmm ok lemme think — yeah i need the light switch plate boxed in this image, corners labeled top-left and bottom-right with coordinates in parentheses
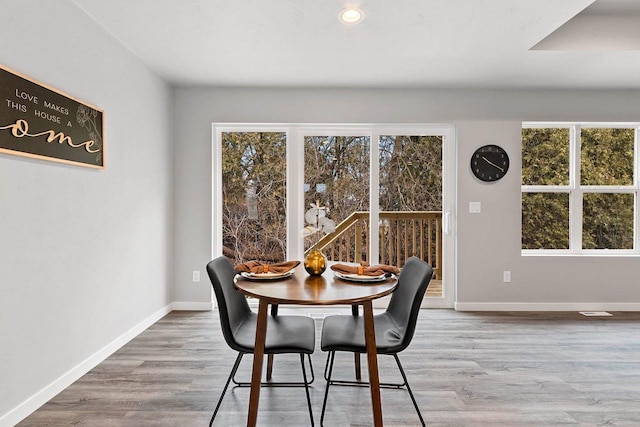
top-left (503, 271), bottom-right (511, 282)
top-left (469, 202), bottom-right (481, 213)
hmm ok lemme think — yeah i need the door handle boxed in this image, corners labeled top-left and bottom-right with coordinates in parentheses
top-left (443, 210), bottom-right (452, 235)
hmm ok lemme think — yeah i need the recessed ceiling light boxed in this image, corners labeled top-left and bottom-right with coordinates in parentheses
top-left (338, 7), bottom-right (365, 25)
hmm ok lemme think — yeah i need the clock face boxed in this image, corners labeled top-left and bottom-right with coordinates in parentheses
top-left (471, 145), bottom-right (509, 182)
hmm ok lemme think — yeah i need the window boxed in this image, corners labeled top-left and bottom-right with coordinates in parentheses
top-left (522, 124), bottom-right (639, 253)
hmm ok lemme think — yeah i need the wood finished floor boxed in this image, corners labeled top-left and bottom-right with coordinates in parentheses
top-left (18, 309), bottom-right (640, 426)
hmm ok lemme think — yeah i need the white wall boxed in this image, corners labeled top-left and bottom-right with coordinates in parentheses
top-left (173, 87), bottom-right (640, 310)
top-left (0, 1), bottom-right (173, 424)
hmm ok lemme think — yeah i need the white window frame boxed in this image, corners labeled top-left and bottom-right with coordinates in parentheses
top-left (522, 122), bottom-right (640, 256)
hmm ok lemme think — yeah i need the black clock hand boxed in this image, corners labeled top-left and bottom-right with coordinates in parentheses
top-left (482, 156), bottom-right (504, 172)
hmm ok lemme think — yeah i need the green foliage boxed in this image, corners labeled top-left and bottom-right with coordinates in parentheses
top-left (581, 128), bottom-right (634, 186)
top-left (583, 193), bottom-right (634, 249)
top-left (522, 128), bottom-right (569, 186)
top-left (521, 193), bottom-right (569, 249)
top-left (522, 127), bottom-right (636, 250)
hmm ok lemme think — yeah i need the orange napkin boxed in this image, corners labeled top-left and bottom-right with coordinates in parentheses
top-left (235, 260), bottom-right (300, 274)
top-left (330, 262), bottom-right (400, 277)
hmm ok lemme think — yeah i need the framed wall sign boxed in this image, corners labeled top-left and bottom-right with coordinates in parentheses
top-left (0, 64), bottom-right (104, 169)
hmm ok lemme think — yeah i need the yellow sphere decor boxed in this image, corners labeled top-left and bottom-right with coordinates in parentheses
top-left (304, 249), bottom-right (327, 276)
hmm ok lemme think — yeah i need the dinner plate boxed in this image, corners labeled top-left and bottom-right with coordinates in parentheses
top-left (333, 271), bottom-right (390, 283)
top-left (240, 270), bottom-right (295, 281)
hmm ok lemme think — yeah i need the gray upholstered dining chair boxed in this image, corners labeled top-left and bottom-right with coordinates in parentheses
top-left (206, 256), bottom-right (316, 426)
top-left (319, 256), bottom-right (433, 426)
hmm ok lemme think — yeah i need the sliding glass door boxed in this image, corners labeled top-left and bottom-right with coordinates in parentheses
top-left (214, 124), bottom-right (455, 308)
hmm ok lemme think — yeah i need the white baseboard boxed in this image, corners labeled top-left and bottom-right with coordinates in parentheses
top-left (0, 304), bottom-right (173, 427)
top-left (171, 301), bottom-right (213, 311)
top-left (455, 302), bottom-right (640, 311)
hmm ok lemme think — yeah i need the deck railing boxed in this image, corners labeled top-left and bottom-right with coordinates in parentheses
top-left (309, 211), bottom-right (442, 279)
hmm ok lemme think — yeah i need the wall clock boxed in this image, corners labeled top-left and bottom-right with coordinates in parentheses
top-left (471, 144), bottom-right (509, 182)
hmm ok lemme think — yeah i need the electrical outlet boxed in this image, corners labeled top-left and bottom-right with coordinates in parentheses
top-left (503, 271), bottom-right (511, 283)
top-left (192, 270), bottom-right (201, 282)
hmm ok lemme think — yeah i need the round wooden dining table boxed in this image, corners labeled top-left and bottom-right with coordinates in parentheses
top-left (234, 264), bottom-right (398, 427)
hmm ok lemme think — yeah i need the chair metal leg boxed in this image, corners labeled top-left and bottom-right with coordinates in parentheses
top-left (210, 352), bottom-right (244, 426)
top-left (320, 352), bottom-right (425, 426)
top-left (323, 351), bottom-right (331, 381)
top-left (233, 353), bottom-right (315, 387)
top-left (213, 352), bottom-right (315, 426)
top-left (267, 354), bottom-right (274, 380)
top-left (300, 354), bottom-right (315, 426)
top-left (306, 353), bottom-right (315, 384)
top-left (323, 351), bottom-right (406, 389)
top-left (393, 354), bottom-right (425, 427)
top-left (320, 351), bottom-right (336, 426)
